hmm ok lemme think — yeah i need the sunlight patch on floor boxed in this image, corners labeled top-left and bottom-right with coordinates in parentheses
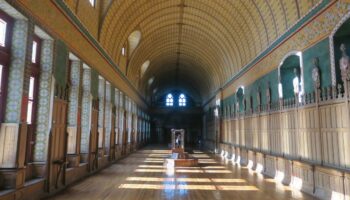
top-left (125, 177), bottom-right (247, 183)
top-left (118, 184), bottom-right (259, 191)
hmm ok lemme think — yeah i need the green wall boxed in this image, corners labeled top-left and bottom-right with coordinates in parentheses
top-left (223, 69), bottom-right (279, 113)
top-left (281, 68), bottom-right (296, 99)
top-left (111, 86), bottom-right (115, 105)
top-left (281, 55), bottom-right (300, 99)
top-left (222, 38), bottom-right (334, 111)
top-left (91, 68), bottom-right (99, 98)
top-left (53, 39), bottom-right (68, 87)
top-left (303, 38), bottom-right (332, 93)
top-left (333, 19), bottom-right (350, 86)
top-left (241, 69), bottom-right (279, 111)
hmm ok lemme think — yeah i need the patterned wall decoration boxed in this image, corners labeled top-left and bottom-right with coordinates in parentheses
top-left (81, 67), bottom-right (91, 153)
top-left (114, 88), bottom-right (119, 144)
top-left (34, 39), bottom-right (54, 162)
top-left (98, 78), bottom-right (105, 148)
top-left (98, 78), bottom-right (105, 128)
top-left (104, 82), bottom-right (112, 149)
top-left (118, 91), bottom-right (124, 145)
top-left (329, 4), bottom-right (350, 86)
top-left (63, 0), bottom-right (101, 38)
top-left (67, 60), bottom-right (81, 126)
top-left (5, 19), bottom-right (28, 123)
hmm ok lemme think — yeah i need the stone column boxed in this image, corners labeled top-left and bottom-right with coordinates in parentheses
top-left (98, 77), bottom-right (105, 151)
top-left (67, 60), bottom-right (80, 154)
top-left (119, 108), bottom-right (123, 144)
top-left (80, 66), bottom-right (91, 162)
top-left (137, 117), bottom-right (141, 145)
top-left (133, 105), bottom-right (137, 147)
top-left (104, 82), bottom-right (111, 153)
top-left (142, 119), bottom-right (145, 143)
top-left (119, 92), bottom-right (126, 154)
top-left (34, 39), bottom-right (54, 163)
top-left (126, 98), bottom-right (132, 144)
top-left (114, 89), bottom-right (119, 145)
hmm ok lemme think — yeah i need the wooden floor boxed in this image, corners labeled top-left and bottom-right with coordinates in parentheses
top-left (49, 145), bottom-right (315, 200)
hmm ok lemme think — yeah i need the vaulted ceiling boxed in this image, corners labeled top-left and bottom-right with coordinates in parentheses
top-left (99, 0), bottom-right (320, 104)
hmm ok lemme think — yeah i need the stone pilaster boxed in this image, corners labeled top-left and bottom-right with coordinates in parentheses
top-left (4, 20), bottom-right (28, 123)
top-left (114, 89), bottom-right (119, 145)
top-left (98, 78), bottom-right (105, 149)
top-left (119, 108), bottom-right (124, 145)
top-left (67, 60), bottom-right (80, 154)
top-left (80, 67), bottom-right (91, 154)
top-left (34, 39), bottom-right (54, 162)
top-left (104, 82), bottom-right (111, 152)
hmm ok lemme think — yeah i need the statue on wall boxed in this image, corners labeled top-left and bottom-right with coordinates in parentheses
top-left (293, 68), bottom-right (300, 94)
top-left (266, 81), bottom-right (271, 105)
top-left (339, 43), bottom-right (350, 81)
top-left (257, 87), bottom-right (261, 106)
top-left (243, 99), bottom-right (246, 111)
top-left (312, 57), bottom-right (321, 89)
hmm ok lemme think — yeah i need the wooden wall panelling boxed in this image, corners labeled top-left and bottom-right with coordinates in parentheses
top-left (89, 101), bottom-right (98, 171)
top-left (110, 112), bottom-right (115, 161)
top-left (291, 161), bottom-right (314, 194)
top-left (264, 155), bottom-right (276, 178)
top-left (319, 102), bottom-right (348, 168)
top-left (345, 173), bottom-right (350, 200)
top-left (48, 97), bottom-right (68, 191)
top-left (314, 166), bottom-right (344, 200)
top-left (260, 114), bottom-right (269, 152)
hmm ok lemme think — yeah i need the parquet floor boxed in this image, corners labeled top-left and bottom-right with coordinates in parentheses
top-left (49, 145), bottom-right (315, 200)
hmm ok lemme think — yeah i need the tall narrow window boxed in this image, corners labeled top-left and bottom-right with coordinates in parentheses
top-left (166, 94), bottom-right (173, 107)
top-left (0, 19), bottom-right (7, 47)
top-left (0, 10), bottom-right (13, 123)
top-left (26, 35), bottom-right (41, 124)
top-left (179, 94), bottom-right (186, 107)
top-left (26, 77), bottom-right (35, 124)
top-left (31, 41), bottom-right (37, 63)
top-left (25, 36), bottom-right (41, 163)
top-left (0, 65), bottom-right (3, 89)
top-left (89, 0), bottom-right (95, 7)
top-left (0, 65), bottom-right (3, 102)
top-left (121, 47), bottom-right (126, 56)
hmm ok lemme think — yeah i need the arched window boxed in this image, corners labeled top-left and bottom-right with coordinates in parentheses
top-left (148, 77), bottom-right (154, 86)
top-left (89, 0), bottom-right (95, 7)
top-left (128, 30), bottom-right (141, 56)
top-left (121, 47), bottom-right (126, 56)
top-left (166, 94), bottom-right (173, 107)
top-left (140, 60), bottom-right (150, 78)
top-left (179, 93), bottom-right (186, 106)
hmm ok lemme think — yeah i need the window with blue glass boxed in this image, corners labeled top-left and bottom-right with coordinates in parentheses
top-left (179, 94), bottom-right (186, 107)
top-left (166, 94), bottom-right (173, 106)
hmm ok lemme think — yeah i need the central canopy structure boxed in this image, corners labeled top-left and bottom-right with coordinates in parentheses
top-left (171, 129), bottom-right (185, 150)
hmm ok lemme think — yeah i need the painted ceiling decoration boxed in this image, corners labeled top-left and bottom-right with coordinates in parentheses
top-left (100, 0), bottom-right (322, 103)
